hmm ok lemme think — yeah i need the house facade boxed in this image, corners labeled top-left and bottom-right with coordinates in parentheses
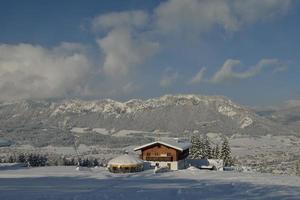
top-left (134, 139), bottom-right (191, 170)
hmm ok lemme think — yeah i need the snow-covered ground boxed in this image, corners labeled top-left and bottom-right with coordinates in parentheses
top-left (0, 166), bottom-right (299, 200)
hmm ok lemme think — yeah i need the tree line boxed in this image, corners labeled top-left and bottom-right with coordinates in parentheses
top-left (189, 135), bottom-right (234, 166)
top-left (0, 153), bottom-right (101, 167)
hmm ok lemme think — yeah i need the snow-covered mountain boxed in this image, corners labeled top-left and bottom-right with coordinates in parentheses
top-left (256, 104), bottom-right (300, 133)
top-left (0, 94), bottom-right (295, 146)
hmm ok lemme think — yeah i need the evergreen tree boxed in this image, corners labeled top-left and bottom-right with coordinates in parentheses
top-left (212, 144), bottom-right (220, 159)
top-left (33, 154), bottom-right (39, 166)
top-left (70, 158), bottom-right (76, 166)
top-left (221, 138), bottom-right (234, 166)
top-left (8, 155), bottom-right (15, 163)
top-left (40, 155), bottom-right (47, 166)
top-left (198, 136), bottom-right (205, 159)
top-left (93, 159), bottom-right (99, 167)
top-left (63, 157), bottom-right (69, 166)
top-left (18, 154), bottom-right (26, 163)
top-left (296, 160), bottom-right (300, 176)
top-left (78, 158), bottom-right (82, 167)
top-left (190, 135), bottom-right (210, 159)
top-left (203, 137), bottom-right (212, 159)
top-left (88, 158), bottom-right (93, 167)
top-left (189, 136), bottom-right (199, 159)
top-left (26, 154), bottom-right (48, 167)
top-left (27, 154), bottom-right (33, 167)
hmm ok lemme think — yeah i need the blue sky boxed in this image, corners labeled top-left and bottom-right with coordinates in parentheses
top-left (0, 0), bottom-right (299, 106)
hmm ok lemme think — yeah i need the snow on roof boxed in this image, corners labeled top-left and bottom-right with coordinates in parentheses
top-left (134, 138), bottom-right (191, 152)
top-left (108, 154), bottom-right (144, 166)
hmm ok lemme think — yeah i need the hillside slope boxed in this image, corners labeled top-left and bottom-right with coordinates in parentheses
top-left (257, 105), bottom-right (300, 133)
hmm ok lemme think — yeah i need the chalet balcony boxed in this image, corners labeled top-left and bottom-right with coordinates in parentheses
top-left (145, 156), bottom-right (173, 162)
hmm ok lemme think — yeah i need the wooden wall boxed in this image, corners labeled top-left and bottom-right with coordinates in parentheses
top-left (140, 144), bottom-right (189, 161)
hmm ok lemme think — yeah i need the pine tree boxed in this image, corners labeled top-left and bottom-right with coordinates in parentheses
top-left (213, 144), bottom-right (220, 159)
top-left (190, 135), bottom-right (215, 159)
top-left (78, 158), bottom-right (82, 166)
top-left (63, 157), bottom-right (69, 166)
top-left (18, 154), bottom-right (26, 163)
top-left (93, 159), bottom-right (99, 167)
top-left (8, 155), bottom-right (15, 163)
top-left (27, 154), bottom-right (33, 167)
top-left (203, 137), bottom-right (212, 159)
top-left (296, 160), bottom-right (300, 176)
top-left (189, 136), bottom-right (199, 159)
top-left (221, 137), bottom-right (233, 166)
top-left (70, 158), bottom-right (76, 166)
top-left (40, 155), bottom-right (47, 166)
top-left (197, 136), bottom-right (205, 159)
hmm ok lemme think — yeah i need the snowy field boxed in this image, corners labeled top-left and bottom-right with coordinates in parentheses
top-left (1, 133), bottom-right (300, 175)
top-left (0, 166), bottom-right (299, 200)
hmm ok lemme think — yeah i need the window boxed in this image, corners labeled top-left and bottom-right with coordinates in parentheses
top-left (167, 163), bottom-right (171, 169)
top-left (167, 153), bottom-right (171, 156)
top-left (147, 152), bottom-right (150, 156)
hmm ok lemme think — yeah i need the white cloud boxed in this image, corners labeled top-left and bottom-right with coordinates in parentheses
top-left (232, 0), bottom-right (292, 24)
top-left (0, 43), bottom-right (92, 101)
top-left (122, 82), bottom-right (140, 94)
top-left (211, 59), bottom-right (287, 83)
top-left (160, 68), bottom-right (179, 88)
top-left (154, 0), bottom-right (292, 37)
top-left (97, 28), bottom-right (159, 78)
top-left (91, 0), bottom-right (293, 93)
top-left (92, 10), bottom-right (149, 32)
top-left (154, 0), bottom-right (238, 36)
top-left (92, 10), bottom-right (159, 79)
top-left (1, 1), bottom-right (293, 100)
top-left (188, 67), bottom-right (206, 84)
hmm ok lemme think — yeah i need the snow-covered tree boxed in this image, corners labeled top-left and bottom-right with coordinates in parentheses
top-left (190, 135), bottom-right (204, 159)
top-left (190, 136), bottom-right (199, 159)
top-left (296, 161), bottom-right (300, 176)
top-left (212, 144), bottom-right (220, 159)
top-left (93, 158), bottom-right (99, 167)
top-left (8, 155), bottom-right (15, 163)
top-left (18, 154), bottom-right (26, 163)
top-left (221, 137), bottom-right (233, 166)
top-left (26, 154), bottom-right (48, 167)
top-left (190, 135), bottom-right (214, 159)
top-left (203, 137), bottom-right (212, 159)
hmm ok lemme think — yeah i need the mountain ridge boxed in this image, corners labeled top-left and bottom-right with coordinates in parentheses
top-left (0, 94), bottom-right (296, 147)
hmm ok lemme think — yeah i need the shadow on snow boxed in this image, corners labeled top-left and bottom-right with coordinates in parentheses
top-left (0, 175), bottom-right (299, 200)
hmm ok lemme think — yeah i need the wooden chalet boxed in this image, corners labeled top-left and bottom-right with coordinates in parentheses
top-left (134, 139), bottom-right (191, 170)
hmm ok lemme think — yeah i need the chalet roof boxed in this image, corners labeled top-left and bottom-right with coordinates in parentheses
top-left (134, 138), bottom-right (191, 152)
